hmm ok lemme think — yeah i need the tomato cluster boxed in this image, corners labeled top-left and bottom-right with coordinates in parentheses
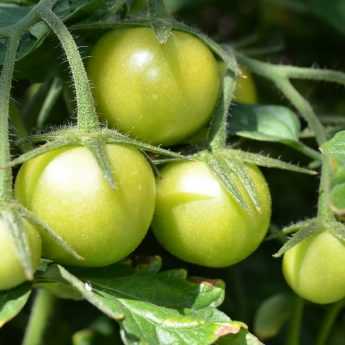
top-left (9, 26), bottom-right (341, 309)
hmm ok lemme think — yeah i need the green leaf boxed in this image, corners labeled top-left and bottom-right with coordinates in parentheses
top-left (216, 329), bottom-right (264, 345)
top-left (0, 0), bottom-right (105, 65)
top-left (0, 284), bottom-right (31, 328)
top-left (230, 104), bottom-right (301, 144)
top-left (322, 130), bottom-right (345, 165)
top-left (0, 3), bottom-right (31, 28)
top-left (310, 0), bottom-right (345, 35)
top-left (41, 264), bottom-right (243, 345)
top-left (254, 293), bottom-right (293, 340)
top-left (330, 183), bottom-right (345, 217)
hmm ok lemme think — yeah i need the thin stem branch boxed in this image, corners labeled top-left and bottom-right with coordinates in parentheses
top-left (285, 296), bottom-right (304, 345)
top-left (291, 143), bottom-right (321, 161)
top-left (317, 155), bottom-right (334, 220)
top-left (38, 7), bottom-right (99, 131)
top-left (274, 78), bottom-right (327, 145)
top-left (0, 35), bottom-right (20, 201)
top-left (278, 65), bottom-right (345, 85)
top-left (316, 299), bottom-right (345, 345)
top-left (236, 53), bottom-right (327, 146)
top-left (22, 290), bottom-right (56, 345)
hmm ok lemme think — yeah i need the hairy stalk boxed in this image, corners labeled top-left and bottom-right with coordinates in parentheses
top-left (236, 54), bottom-right (327, 146)
top-left (293, 143), bottom-right (321, 161)
top-left (316, 299), bottom-right (345, 345)
top-left (0, 35), bottom-right (20, 201)
top-left (22, 290), bottom-right (56, 345)
top-left (274, 78), bottom-right (326, 145)
top-left (317, 156), bottom-right (334, 220)
top-left (38, 8), bottom-right (99, 131)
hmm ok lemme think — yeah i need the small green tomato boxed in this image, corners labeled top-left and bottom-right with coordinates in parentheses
top-left (88, 27), bottom-right (221, 145)
top-left (0, 219), bottom-right (41, 291)
top-left (15, 145), bottom-right (156, 267)
top-left (152, 160), bottom-right (271, 267)
top-left (283, 230), bottom-right (345, 304)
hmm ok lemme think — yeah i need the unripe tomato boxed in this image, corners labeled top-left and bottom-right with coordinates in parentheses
top-left (283, 231), bottom-right (345, 304)
top-left (15, 145), bottom-right (156, 267)
top-left (152, 160), bottom-right (271, 267)
top-left (219, 62), bottom-right (257, 104)
top-left (0, 219), bottom-right (41, 291)
top-left (234, 67), bottom-right (257, 104)
top-left (88, 28), bottom-right (221, 145)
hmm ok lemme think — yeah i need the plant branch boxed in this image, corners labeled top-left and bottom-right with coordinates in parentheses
top-left (0, 35), bottom-right (20, 201)
top-left (317, 155), bottom-right (334, 221)
top-left (315, 299), bottom-right (345, 345)
top-left (236, 53), bottom-right (327, 146)
top-left (37, 7), bottom-right (99, 131)
top-left (274, 78), bottom-right (326, 145)
top-left (22, 290), bottom-right (56, 345)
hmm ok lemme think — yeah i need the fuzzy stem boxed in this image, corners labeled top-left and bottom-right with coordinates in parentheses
top-left (315, 299), bottom-right (345, 345)
top-left (236, 54), bottom-right (327, 146)
top-left (317, 155), bottom-right (334, 220)
top-left (274, 78), bottom-right (326, 145)
top-left (22, 290), bottom-right (56, 345)
top-left (292, 143), bottom-right (321, 161)
top-left (0, 35), bottom-right (20, 201)
top-left (38, 7), bottom-right (99, 131)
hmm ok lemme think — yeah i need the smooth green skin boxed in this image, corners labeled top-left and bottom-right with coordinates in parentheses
top-left (15, 145), bottom-right (156, 267)
top-left (219, 63), bottom-right (257, 104)
top-left (152, 161), bottom-right (271, 267)
top-left (283, 231), bottom-right (345, 304)
top-left (0, 219), bottom-right (41, 291)
top-left (88, 28), bottom-right (221, 146)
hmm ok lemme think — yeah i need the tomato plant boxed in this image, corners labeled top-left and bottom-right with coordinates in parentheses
top-left (283, 230), bottom-right (345, 304)
top-left (15, 145), bottom-right (156, 267)
top-left (1, 1), bottom-right (345, 345)
top-left (0, 219), bottom-right (41, 291)
top-left (88, 27), bottom-right (221, 145)
top-left (152, 160), bottom-right (271, 267)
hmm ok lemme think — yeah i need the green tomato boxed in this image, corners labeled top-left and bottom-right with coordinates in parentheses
top-left (88, 27), bottom-right (221, 145)
top-left (283, 230), bottom-right (345, 304)
top-left (234, 67), bottom-right (257, 104)
top-left (15, 145), bottom-right (156, 267)
top-left (219, 63), bottom-right (257, 104)
top-left (152, 160), bottom-right (271, 267)
top-left (0, 219), bottom-right (41, 291)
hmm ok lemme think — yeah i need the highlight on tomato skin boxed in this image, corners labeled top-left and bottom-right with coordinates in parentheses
top-left (152, 160), bottom-right (271, 268)
top-left (0, 219), bottom-right (41, 291)
top-left (87, 27), bottom-right (221, 146)
top-left (283, 230), bottom-right (345, 304)
top-left (14, 144), bottom-right (156, 268)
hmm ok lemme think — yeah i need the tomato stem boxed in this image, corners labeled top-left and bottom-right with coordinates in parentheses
top-left (317, 155), bottom-right (334, 220)
top-left (38, 7), bottom-right (99, 132)
top-left (236, 53), bottom-right (327, 146)
top-left (285, 296), bottom-right (304, 345)
top-left (22, 289), bottom-right (56, 345)
top-left (0, 35), bottom-right (20, 201)
top-left (315, 299), bottom-right (345, 345)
